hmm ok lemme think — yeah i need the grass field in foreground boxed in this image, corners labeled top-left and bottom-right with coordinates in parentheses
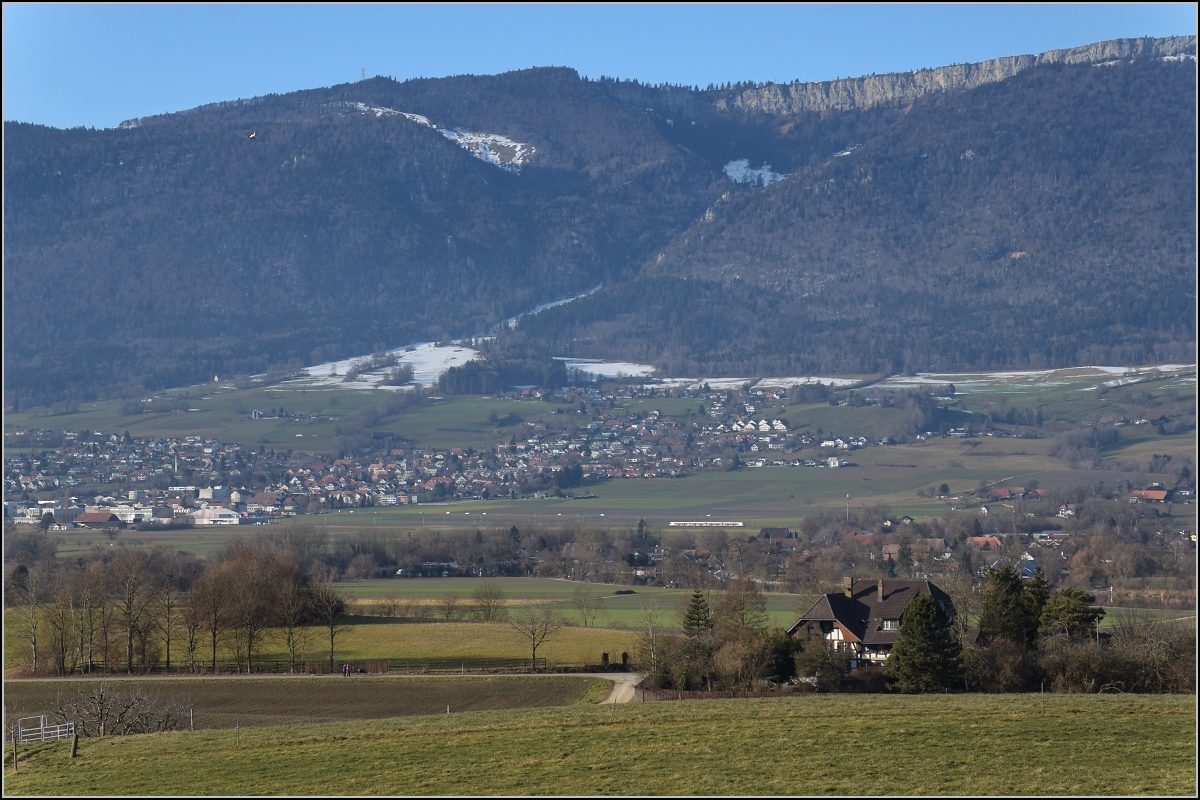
top-left (5, 694), bottom-right (1193, 796)
top-left (2, 675), bottom-right (608, 730)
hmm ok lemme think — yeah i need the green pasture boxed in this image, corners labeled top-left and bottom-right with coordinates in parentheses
top-left (5, 693), bottom-right (1194, 796)
top-left (337, 577), bottom-right (814, 630)
top-left (1102, 430), bottom-right (1196, 462)
top-left (945, 370), bottom-right (1196, 425)
top-left (3, 382), bottom-right (713, 455)
top-left (6, 365), bottom-right (1193, 454)
top-left (4, 383), bottom-right (391, 454)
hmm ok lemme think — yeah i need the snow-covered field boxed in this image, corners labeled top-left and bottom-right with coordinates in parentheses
top-left (287, 342), bottom-right (480, 391)
top-left (724, 159), bottom-right (786, 187)
top-left (875, 364), bottom-right (1196, 394)
top-left (558, 358), bottom-right (657, 379)
top-left (273, 284), bottom-right (1194, 399)
top-left (751, 376), bottom-right (865, 389)
top-left (286, 349), bottom-right (1194, 396)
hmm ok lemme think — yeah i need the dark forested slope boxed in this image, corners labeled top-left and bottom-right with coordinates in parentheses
top-left (4, 42), bottom-right (1196, 409)
top-left (501, 57), bottom-right (1197, 376)
top-left (4, 69), bottom-right (723, 408)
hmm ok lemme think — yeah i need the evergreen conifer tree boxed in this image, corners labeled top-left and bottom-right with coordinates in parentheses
top-left (884, 593), bottom-right (963, 692)
top-left (979, 564), bottom-right (1045, 648)
top-left (681, 589), bottom-right (714, 637)
top-left (1039, 587), bottom-right (1105, 638)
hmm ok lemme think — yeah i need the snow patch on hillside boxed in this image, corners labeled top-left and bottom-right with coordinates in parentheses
top-left (441, 128), bottom-right (536, 172)
top-left (346, 102), bottom-right (403, 118)
top-left (394, 109), bottom-right (535, 172)
top-left (505, 285), bottom-right (603, 329)
top-left (724, 159), bottom-right (786, 187)
top-left (400, 112), bottom-right (435, 127)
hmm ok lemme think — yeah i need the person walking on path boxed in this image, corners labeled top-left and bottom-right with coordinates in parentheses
top-left (342, 663), bottom-right (349, 677)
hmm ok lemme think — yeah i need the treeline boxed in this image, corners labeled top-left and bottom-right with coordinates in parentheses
top-left (956, 566), bottom-right (1195, 694)
top-left (436, 357), bottom-right (569, 395)
top-left (635, 581), bottom-right (801, 692)
top-left (633, 567), bottom-right (1194, 695)
top-left (6, 530), bottom-right (351, 677)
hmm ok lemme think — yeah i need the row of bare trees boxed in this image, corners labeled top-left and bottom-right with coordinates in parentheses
top-left (8, 537), bottom-right (350, 676)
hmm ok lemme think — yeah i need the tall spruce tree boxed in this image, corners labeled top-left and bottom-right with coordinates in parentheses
top-left (884, 593), bottom-right (963, 692)
top-left (681, 589), bottom-right (714, 637)
top-left (979, 565), bottom-right (1047, 649)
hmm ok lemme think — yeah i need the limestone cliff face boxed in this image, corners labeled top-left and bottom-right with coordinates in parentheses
top-left (711, 36), bottom-right (1196, 115)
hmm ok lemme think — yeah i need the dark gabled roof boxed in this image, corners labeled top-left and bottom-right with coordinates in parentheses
top-left (789, 593), bottom-right (871, 641)
top-left (788, 579), bottom-right (955, 646)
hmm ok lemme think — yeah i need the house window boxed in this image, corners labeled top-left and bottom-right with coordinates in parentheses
top-left (882, 619), bottom-right (899, 631)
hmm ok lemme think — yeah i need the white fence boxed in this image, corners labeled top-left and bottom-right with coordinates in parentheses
top-left (17, 715), bottom-right (75, 744)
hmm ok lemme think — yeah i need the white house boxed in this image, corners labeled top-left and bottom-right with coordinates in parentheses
top-left (190, 507), bottom-right (240, 525)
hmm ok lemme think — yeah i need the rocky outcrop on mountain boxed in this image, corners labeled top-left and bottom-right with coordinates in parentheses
top-left (713, 36), bottom-right (1196, 115)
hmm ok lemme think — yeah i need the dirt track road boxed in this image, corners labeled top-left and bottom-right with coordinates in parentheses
top-left (597, 673), bottom-right (641, 704)
top-left (6, 671), bottom-right (646, 703)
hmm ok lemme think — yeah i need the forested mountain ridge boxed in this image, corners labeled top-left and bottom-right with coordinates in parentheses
top-left (3, 37), bottom-right (1195, 409)
top-left (498, 54), bottom-right (1198, 377)
top-left (4, 68), bottom-right (725, 408)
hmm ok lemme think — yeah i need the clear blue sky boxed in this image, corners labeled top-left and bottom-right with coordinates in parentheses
top-left (4, 3), bottom-right (1195, 130)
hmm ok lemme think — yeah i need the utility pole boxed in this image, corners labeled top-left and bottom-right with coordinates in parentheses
top-left (846, 494), bottom-right (850, 523)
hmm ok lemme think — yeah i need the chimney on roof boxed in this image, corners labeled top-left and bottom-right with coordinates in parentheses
top-left (844, 577), bottom-right (852, 598)
top-left (877, 579), bottom-right (885, 603)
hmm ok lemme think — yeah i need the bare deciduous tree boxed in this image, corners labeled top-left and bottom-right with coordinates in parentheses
top-left (154, 551), bottom-right (182, 672)
top-left (53, 682), bottom-right (186, 737)
top-left (45, 575), bottom-right (76, 675)
top-left (310, 578), bottom-right (350, 673)
top-left (571, 586), bottom-right (603, 628)
top-left (13, 568), bottom-right (45, 674)
top-left (472, 582), bottom-right (507, 622)
top-left (111, 548), bottom-right (153, 673)
top-left (509, 607), bottom-right (561, 672)
top-left (634, 601), bottom-right (663, 678)
top-left (192, 564), bottom-right (233, 672)
top-left (438, 591), bottom-right (460, 620)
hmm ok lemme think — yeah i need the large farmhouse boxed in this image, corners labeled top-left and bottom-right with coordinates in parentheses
top-left (788, 578), bottom-right (955, 671)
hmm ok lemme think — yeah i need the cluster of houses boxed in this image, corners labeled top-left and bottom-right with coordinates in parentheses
top-left (3, 397), bottom-right (899, 521)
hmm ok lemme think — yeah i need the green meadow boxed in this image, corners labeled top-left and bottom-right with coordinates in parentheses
top-left (334, 577), bottom-right (814, 630)
top-left (4, 694), bottom-right (1193, 796)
